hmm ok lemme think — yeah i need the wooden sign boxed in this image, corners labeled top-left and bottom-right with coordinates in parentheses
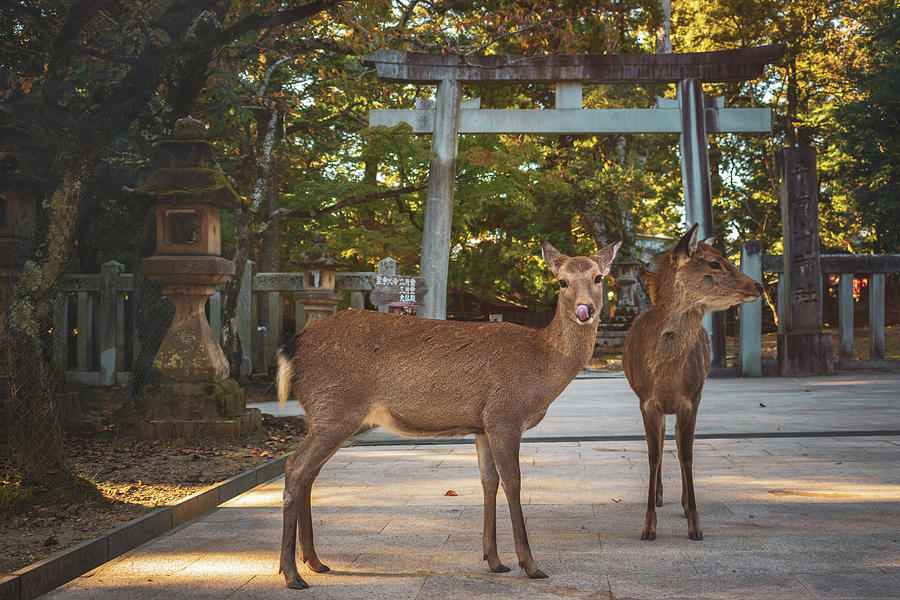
top-left (369, 274), bottom-right (428, 306)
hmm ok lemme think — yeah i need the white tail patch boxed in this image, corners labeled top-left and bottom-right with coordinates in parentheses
top-left (276, 352), bottom-right (293, 408)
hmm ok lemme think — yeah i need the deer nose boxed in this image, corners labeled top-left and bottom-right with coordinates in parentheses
top-left (575, 303), bottom-right (595, 322)
top-left (755, 283), bottom-right (763, 294)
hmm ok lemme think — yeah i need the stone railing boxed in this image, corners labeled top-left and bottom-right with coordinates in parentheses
top-left (739, 243), bottom-right (899, 376)
top-left (58, 259), bottom-right (396, 386)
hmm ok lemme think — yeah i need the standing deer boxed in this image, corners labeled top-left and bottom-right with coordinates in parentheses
top-left (276, 240), bottom-right (620, 589)
top-left (622, 224), bottom-right (762, 541)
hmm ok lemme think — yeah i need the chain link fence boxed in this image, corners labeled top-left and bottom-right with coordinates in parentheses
top-left (1, 272), bottom-right (68, 483)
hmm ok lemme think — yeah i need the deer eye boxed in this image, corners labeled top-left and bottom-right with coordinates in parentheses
top-left (558, 279), bottom-right (568, 288)
top-left (594, 274), bottom-right (603, 284)
top-left (709, 261), bottom-right (722, 270)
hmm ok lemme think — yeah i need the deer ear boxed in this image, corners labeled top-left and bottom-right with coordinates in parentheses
top-left (674, 224), bottom-right (700, 266)
top-left (701, 235), bottom-right (717, 246)
top-left (591, 239), bottom-right (622, 276)
top-left (541, 242), bottom-right (568, 276)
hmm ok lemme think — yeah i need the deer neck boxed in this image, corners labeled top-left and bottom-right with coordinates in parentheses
top-left (538, 310), bottom-right (597, 379)
top-left (648, 290), bottom-right (706, 351)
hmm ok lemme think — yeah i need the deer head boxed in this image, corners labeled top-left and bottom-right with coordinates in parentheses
top-left (671, 224), bottom-right (762, 312)
top-left (542, 240), bottom-right (622, 326)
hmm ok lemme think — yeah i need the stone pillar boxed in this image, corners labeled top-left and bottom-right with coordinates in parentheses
top-left (419, 78), bottom-right (461, 320)
top-left (777, 147), bottom-right (833, 375)
top-left (376, 257), bottom-right (397, 313)
top-left (677, 79), bottom-right (725, 367)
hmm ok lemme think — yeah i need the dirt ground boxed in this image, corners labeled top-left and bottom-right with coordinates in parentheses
top-left (1, 384), bottom-right (306, 576)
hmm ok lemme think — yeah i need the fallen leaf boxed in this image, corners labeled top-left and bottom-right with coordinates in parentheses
top-left (611, 497), bottom-right (621, 503)
top-left (43, 536), bottom-right (58, 547)
top-left (759, 403), bottom-right (766, 407)
top-left (444, 490), bottom-right (458, 496)
top-left (804, 389), bottom-right (810, 392)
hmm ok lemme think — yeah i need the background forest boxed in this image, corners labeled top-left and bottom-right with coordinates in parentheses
top-left (1, 0), bottom-right (897, 481)
top-left (4, 0), bottom-right (897, 309)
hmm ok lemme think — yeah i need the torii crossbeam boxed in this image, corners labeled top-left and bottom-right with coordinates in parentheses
top-left (365, 45), bottom-right (786, 365)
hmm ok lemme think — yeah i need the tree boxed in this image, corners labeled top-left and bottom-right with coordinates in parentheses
top-left (0, 0), bottom-right (338, 483)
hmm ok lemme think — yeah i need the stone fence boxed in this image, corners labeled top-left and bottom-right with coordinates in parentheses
top-left (57, 260), bottom-right (389, 387)
top-left (739, 243), bottom-right (900, 376)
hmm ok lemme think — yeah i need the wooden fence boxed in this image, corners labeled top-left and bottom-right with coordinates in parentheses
top-left (739, 243), bottom-right (900, 376)
top-left (58, 260), bottom-right (392, 386)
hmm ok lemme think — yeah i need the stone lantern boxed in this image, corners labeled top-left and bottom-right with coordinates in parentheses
top-left (125, 117), bottom-right (260, 440)
top-left (294, 240), bottom-right (342, 327)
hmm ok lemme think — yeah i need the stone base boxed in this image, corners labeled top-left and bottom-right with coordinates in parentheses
top-left (777, 332), bottom-right (834, 376)
top-left (594, 330), bottom-right (628, 356)
top-left (122, 378), bottom-right (262, 440)
top-left (122, 409), bottom-right (262, 442)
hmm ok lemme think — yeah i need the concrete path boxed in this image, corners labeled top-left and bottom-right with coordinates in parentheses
top-left (45, 372), bottom-right (900, 599)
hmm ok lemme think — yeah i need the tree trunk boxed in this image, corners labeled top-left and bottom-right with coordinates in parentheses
top-left (3, 148), bottom-right (93, 482)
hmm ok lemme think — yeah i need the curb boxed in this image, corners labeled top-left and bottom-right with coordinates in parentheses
top-left (0, 454), bottom-right (289, 600)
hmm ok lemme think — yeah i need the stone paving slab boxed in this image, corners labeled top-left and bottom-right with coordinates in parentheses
top-left (40, 433), bottom-right (900, 600)
top-left (41, 373), bottom-right (900, 599)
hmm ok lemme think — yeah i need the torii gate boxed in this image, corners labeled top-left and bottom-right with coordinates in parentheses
top-left (365, 45), bottom-right (785, 364)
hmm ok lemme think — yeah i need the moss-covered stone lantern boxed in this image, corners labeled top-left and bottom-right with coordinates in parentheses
top-left (125, 117), bottom-right (260, 440)
top-left (294, 240), bottom-right (342, 327)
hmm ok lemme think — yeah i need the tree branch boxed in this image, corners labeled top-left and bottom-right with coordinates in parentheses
top-left (202, 0), bottom-right (340, 48)
top-left (280, 185), bottom-right (426, 219)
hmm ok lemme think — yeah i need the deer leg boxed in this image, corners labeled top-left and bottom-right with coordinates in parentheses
top-left (281, 419), bottom-right (361, 589)
top-left (676, 405), bottom-right (703, 540)
top-left (640, 406), bottom-right (665, 541)
top-left (476, 433), bottom-right (510, 573)
top-left (655, 457), bottom-right (664, 507)
top-left (486, 427), bottom-right (546, 579)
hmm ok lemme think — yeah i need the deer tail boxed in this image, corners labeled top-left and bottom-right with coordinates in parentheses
top-left (276, 336), bottom-right (298, 408)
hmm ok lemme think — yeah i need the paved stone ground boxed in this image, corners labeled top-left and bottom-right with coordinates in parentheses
top-left (44, 372), bottom-right (900, 599)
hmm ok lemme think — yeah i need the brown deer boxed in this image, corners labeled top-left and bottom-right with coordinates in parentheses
top-left (622, 224), bottom-right (762, 542)
top-left (275, 240), bottom-right (620, 589)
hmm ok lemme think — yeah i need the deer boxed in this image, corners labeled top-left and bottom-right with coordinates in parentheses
top-left (622, 223), bottom-right (762, 542)
top-left (275, 240), bottom-right (621, 589)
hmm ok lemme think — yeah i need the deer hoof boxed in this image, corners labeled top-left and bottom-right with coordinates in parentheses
top-left (641, 530), bottom-right (657, 541)
top-left (305, 560), bottom-right (330, 573)
top-left (491, 563), bottom-right (511, 573)
top-left (285, 576), bottom-right (309, 589)
top-left (656, 499), bottom-right (664, 507)
top-left (529, 569), bottom-right (549, 579)
top-left (689, 530), bottom-right (703, 541)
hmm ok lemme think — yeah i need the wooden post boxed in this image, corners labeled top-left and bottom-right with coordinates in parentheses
top-left (677, 78), bottom-right (725, 367)
top-left (99, 261), bottom-right (124, 386)
top-left (869, 273), bottom-right (885, 360)
top-left (739, 242), bottom-right (762, 377)
top-left (115, 280), bottom-right (126, 374)
top-left (839, 273), bottom-right (854, 360)
top-left (777, 147), bottom-right (833, 374)
top-left (294, 299), bottom-right (306, 333)
top-left (76, 291), bottom-right (90, 372)
top-left (419, 79), bottom-right (461, 320)
top-left (236, 259), bottom-right (254, 378)
top-left (267, 290), bottom-right (282, 363)
top-left (349, 291), bottom-right (365, 310)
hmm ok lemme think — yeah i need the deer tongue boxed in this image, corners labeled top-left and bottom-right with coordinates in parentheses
top-left (576, 304), bottom-right (591, 322)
